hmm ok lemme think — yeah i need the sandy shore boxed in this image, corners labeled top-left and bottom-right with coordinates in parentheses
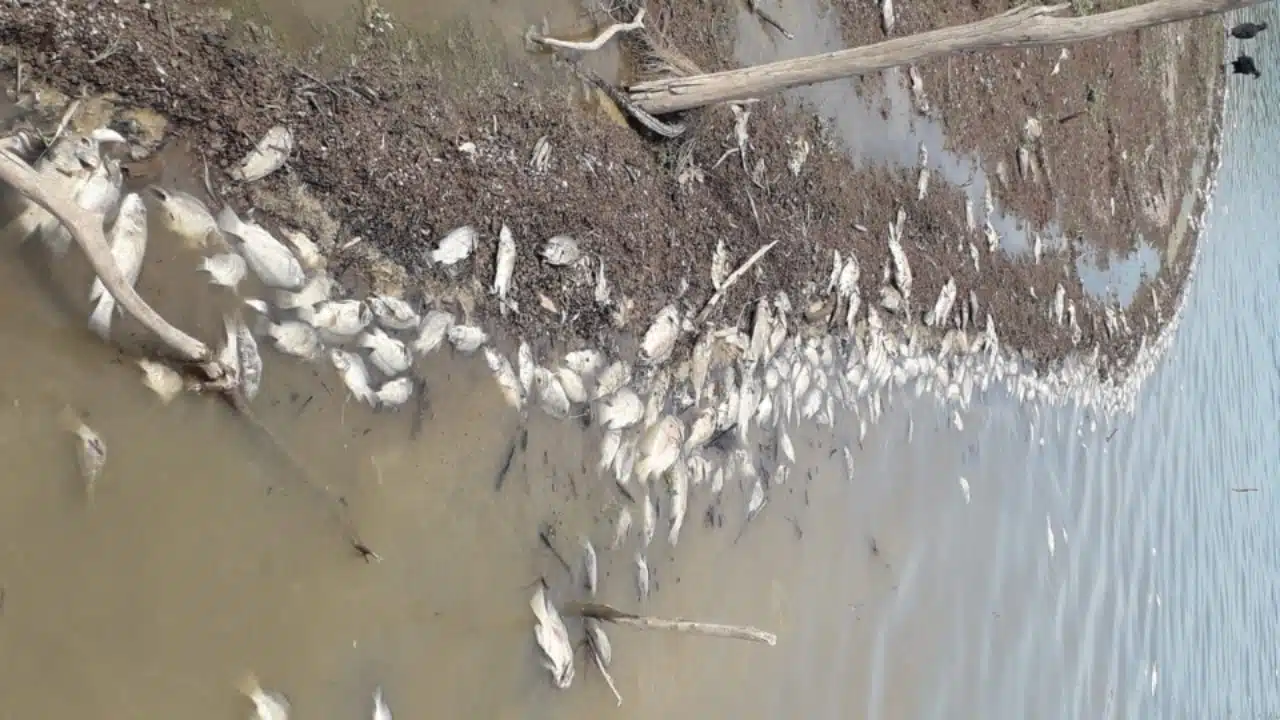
top-left (0, 0), bottom-right (1225, 406)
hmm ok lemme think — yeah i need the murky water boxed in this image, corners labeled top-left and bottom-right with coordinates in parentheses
top-left (1, 1), bottom-right (1277, 718)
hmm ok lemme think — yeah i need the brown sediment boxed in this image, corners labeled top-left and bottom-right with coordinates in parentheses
top-left (0, 0), bottom-right (1224, 382)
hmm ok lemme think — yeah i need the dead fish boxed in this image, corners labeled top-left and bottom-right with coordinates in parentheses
top-left (47, 156), bottom-right (122, 254)
top-left (635, 552), bottom-right (650, 600)
top-left (492, 224), bottom-right (516, 312)
top-left (593, 361), bottom-right (632, 400)
top-left (611, 505), bottom-right (633, 550)
top-left (59, 406), bottom-right (105, 497)
top-left (87, 193), bottom-right (148, 340)
top-left (238, 673), bottom-right (291, 720)
top-left (431, 225), bottom-right (476, 265)
top-left (231, 125), bottom-right (293, 183)
top-left (376, 376), bottom-right (414, 408)
top-left (641, 492), bottom-right (656, 547)
top-left (369, 295), bottom-right (419, 331)
top-left (534, 367), bottom-right (571, 418)
top-left (330, 349), bottom-right (377, 406)
top-left (149, 187), bottom-right (217, 249)
top-left (880, 0), bottom-right (894, 33)
top-left (540, 235), bottom-right (581, 266)
top-left (598, 388), bottom-right (643, 430)
top-left (447, 324), bottom-right (488, 354)
top-left (517, 340), bottom-right (535, 395)
top-left (279, 227), bottom-right (325, 273)
top-left (667, 460), bottom-right (689, 546)
top-left (137, 359), bottom-right (183, 404)
top-left (274, 273), bottom-right (336, 310)
top-left (556, 366), bottom-right (588, 404)
top-left (360, 328), bottom-right (413, 376)
top-left (373, 686), bottom-right (392, 720)
top-left (563, 349), bottom-right (604, 378)
top-left (530, 584), bottom-right (575, 689)
top-left (582, 537), bottom-right (599, 596)
top-left (637, 415), bottom-right (684, 485)
top-left (300, 299), bottom-right (372, 339)
top-left (267, 321), bottom-right (321, 360)
top-left (594, 260), bottom-right (612, 306)
top-left (641, 305), bottom-right (680, 365)
top-left (684, 408), bottom-right (716, 452)
top-left (484, 347), bottom-right (525, 411)
top-left (745, 477), bottom-right (766, 525)
top-left (413, 310), bottom-right (455, 356)
top-left (230, 314), bottom-right (264, 400)
top-left (780, 428), bottom-right (795, 463)
top-left (585, 619), bottom-right (620, 706)
top-left (599, 430), bottom-right (623, 473)
top-left (711, 238), bottom-right (729, 290)
top-left (217, 206), bottom-right (305, 290)
top-left (199, 253), bottom-right (247, 289)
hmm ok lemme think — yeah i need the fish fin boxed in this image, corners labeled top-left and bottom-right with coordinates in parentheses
top-left (87, 292), bottom-right (115, 340)
top-left (215, 205), bottom-right (241, 236)
top-left (236, 672), bottom-right (262, 700)
top-left (56, 404), bottom-right (83, 435)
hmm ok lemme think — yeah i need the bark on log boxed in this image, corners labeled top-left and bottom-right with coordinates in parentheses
top-left (628, 0), bottom-right (1267, 114)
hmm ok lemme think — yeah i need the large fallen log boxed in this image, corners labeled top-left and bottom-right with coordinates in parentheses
top-left (628, 0), bottom-right (1266, 115)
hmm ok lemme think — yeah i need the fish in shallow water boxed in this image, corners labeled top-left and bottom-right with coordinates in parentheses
top-left (582, 536), bottom-right (599, 597)
top-left (360, 328), bottom-right (412, 376)
top-left (484, 347), bottom-right (525, 411)
top-left (274, 273), bottom-right (336, 310)
top-left (279, 227), bottom-right (325, 273)
top-left (58, 406), bottom-right (105, 498)
top-left (373, 686), bottom-right (392, 720)
top-left (300, 299), bottom-right (372, 340)
top-left (137, 359), bottom-right (183, 404)
top-left (667, 460), bottom-right (689, 547)
top-left (87, 193), bottom-right (148, 340)
top-left (598, 388), bottom-right (642, 430)
top-left (641, 305), bottom-right (680, 365)
top-left (369, 294), bottom-right (419, 331)
top-left (635, 415), bottom-right (684, 486)
top-left (447, 324), bottom-right (487, 354)
top-left (413, 310), bottom-right (455, 356)
top-left (534, 367), bottom-right (571, 418)
top-left (330, 349), bottom-right (377, 406)
top-left (611, 505), bottom-right (633, 549)
top-left (46, 154), bottom-right (123, 255)
top-left (216, 205), bottom-right (305, 290)
top-left (231, 125), bottom-right (294, 183)
top-left (530, 583), bottom-right (574, 689)
top-left (238, 673), bottom-right (291, 720)
top-left (199, 253), bottom-right (247, 289)
top-left (635, 552), bottom-right (650, 600)
top-left (375, 376), bottom-right (414, 408)
top-left (641, 492), bottom-right (656, 547)
top-left (228, 314), bottom-right (263, 400)
top-left (149, 186), bottom-right (217, 249)
top-left (516, 340), bottom-right (535, 396)
top-left (267, 321), bottom-right (321, 360)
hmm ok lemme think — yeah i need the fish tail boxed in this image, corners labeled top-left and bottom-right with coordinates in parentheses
top-left (236, 672), bottom-right (262, 700)
top-left (87, 293), bottom-right (115, 340)
top-left (56, 405), bottom-right (83, 435)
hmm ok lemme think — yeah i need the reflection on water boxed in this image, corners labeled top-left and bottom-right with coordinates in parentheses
top-left (1076, 238), bottom-right (1162, 305)
top-left (0, 2), bottom-right (1276, 720)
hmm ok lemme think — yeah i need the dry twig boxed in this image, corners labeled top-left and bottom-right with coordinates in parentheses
top-left (569, 602), bottom-right (778, 645)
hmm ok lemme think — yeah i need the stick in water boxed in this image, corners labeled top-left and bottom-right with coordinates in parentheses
top-left (568, 602), bottom-right (778, 645)
top-left (532, 8), bottom-right (647, 52)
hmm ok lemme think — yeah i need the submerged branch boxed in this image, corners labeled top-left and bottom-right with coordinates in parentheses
top-left (568, 601), bottom-right (778, 645)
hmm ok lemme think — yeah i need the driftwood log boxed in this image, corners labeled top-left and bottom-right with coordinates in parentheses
top-left (628, 0), bottom-right (1269, 114)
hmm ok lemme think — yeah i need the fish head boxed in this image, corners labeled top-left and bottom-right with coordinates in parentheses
top-left (90, 127), bottom-right (128, 146)
top-left (329, 348), bottom-right (351, 372)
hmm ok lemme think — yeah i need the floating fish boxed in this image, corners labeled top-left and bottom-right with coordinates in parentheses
top-left (274, 273), bottom-right (336, 310)
top-left (540, 235), bottom-right (581, 266)
top-left (556, 366), bottom-right (588, 404)
top-left (369, 295), bottom-right (419, 331)
top-left (216, 206), bottom-right (304, 290)
top-left (641, 492), bottom-right (656, 547)
top-left (87, 193), bottom-right (149, 340)
top-left (360, 327), bottom-right (412, 376)
top-left (582, 537), bottom-right (599, 597)
top-left (598, 389), bottom-right (643, 430)
top-left (376, 376), bottom-right (414, 407)
top-left (373, 686), bottom-right (392, 720)
top-left (593, 361), bottom-right (632, 400)
top-left (279, 227), bottom-right (325, 273)
top-left (635, 552), bottom-right (650, 601)
top-left (137, 359), bottom-right (183, 404)
top-left (484, 347), bottom-right (525, 411)
top-left (330, 349), bottom-right (377, 406)
top-left (199, 253), bottom-right (247, 289)
top-left (534, 367), bottom-right (571, 418)
top-left (636, 416), bottom-right (684, 485)
top-left (230, 315), bottom-right (264, 400)
top-left (516, 340), bottom-right (535, 395)
top-left (59, 406), bottom-right (105, 498)
top-left (149, 187), bottom-right (217, 249)
top-left (238, 673), bottom-right (291, 720)
top-left (530, 584), bottom-right (574, 689)
top-left (413, 310), bottom-right (455, 356)
top-left (667, 460), bottom-right (689, 546)
top-left (300, 299), bottom-right (371, 340)
top-left (641, 305), bottom-right (680, 365)
top-left (611, 505), bottom-right (633, 550)
top-left (431, 225), bottom-right (476, 265)
top-left (231, 125), bottom-right (293, 183)
top-left (267, 321), bottom-right (321, 360)
top-left (492, 224), bottom-right (516, 312)
top-left (447, 324), bottom-right (487, 354)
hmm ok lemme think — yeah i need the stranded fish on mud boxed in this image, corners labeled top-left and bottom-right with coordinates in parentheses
top-left (330, 348), bottom-right (377, 406)
top-left (59, 406), bottom-right (105, 498)
top-left (448, 324), bottom-right (488, 354)
top-left (360, 327), bottom-right (412, 376)
top-left (229, 314), bottom-right (264, 400)
top-left (635, 415), bottom-right (684, 485)
top-left (484, 346), bottom-right (525, 411)
top-left (598, 388), bottom-right (643, 430)
top-left (231, 125), bottom-right (293, 183)
top-left (279, 227), bottom-right (325, 273)
top-left (492, 224), bottom-right (517, 313)
top-left (369, 294), bottom-right (419, 331)
top-left (300, 299), bottom-right (372, 340)
top-left (413, 310), bottom-right (455, 356)
top-left (582, 536), bottom-right (599, 596)
top-left (199, 253), bottom-right (247, 289)
top-left (88, 192), bottom-right (148, 340)
top-left (238, 673), bottom-right (291, 720)
top-left (275, 274), bottom-right (336, 310)
top-left (531, 583), bottom-right (575, 689)
top-left (641, 305), bottom-right (681, 365)
top-left (375, 376), bottom-right (414, 407)
top-left (267, 321), bottom-right (321, 360)
top-left (540, 234), bottom-right (581, 266)
top-left (216, 205), bottom-right (305, 290)
top-left (431, 225), bottom-right (476, 266)
top-left (148, 186), bottom-right (217, 249)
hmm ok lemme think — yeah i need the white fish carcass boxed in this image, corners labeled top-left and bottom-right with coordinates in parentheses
top-left (300, 299), bottom-right (372, 340)
top-left (530, 585), bottom-right (575, 689)
top-left (598, 388), bottom-right (643, 430)
top-left (534, 367), bottom-right (571, 418)
top-left (635, 552), bottom-right (650, 600)
top-left (376, 377), bottom-right (414, 407)
top-left (136, 359), bottom-right (183, 404)
top-left (667, 459), bottom-right (689, 546)
top-left (88, 193), bottom-right (148, 340)
top-left (556, 366), bottom-right (588, 404)
top-left (641, 305), bottom-right (680, 365)
top-left (635, 415), bottom-right (684, 486)
top-left (593, 361), bottom-right (633, 400)
top-left (563, 349), bottom-right (604, 378)
top-left (229, 314), bottom-right (264, 400)
top-left (431, 225), bottom-right (476, 265)
top-left (199, 253), bottom-right (247, 289)
top-left (216, 206), bottom-right (305, 290)
top-left (58, 406), bottom-right (105, 496)
top-left (274, 273), bottom-right (336, 310)
top-left (684, 407), bottom-right (716, 452)
top-left (540, 235), bottom-right (581, 266)
top-left (611, 505), bottom-right (633, 550)
top-left (641, 492), bottom-right (656, 547)
top-left (231, 125), bottom-right (293, 183)
top-left (330, 349), bottom-right (378, 406)
top-left (484, 347), bottom-right (525, 411)
top-left (267, 321), bottom-right (321, 360)
top-left (149, 187), bottom-right (218, 249)
top-left (492, 224), bottom-right (516, 313)
top-left (413, 310), bottom-right (455, 356)
top-left (279, 227), bottom-right (325, 273)
top-left (373, 686), bottom-right (392, 720)
top-left (47, 155), bottom-right (122, 255)
top-left (517, 340), bottom-right (535, 395)
top-left (360, 328), bottom-right (412, 376)
top-left (447, 324), bottom-right (487, 354)
top-left (581, 537), bottom-right (599, 597)
top-left (238, 674), bottom-right (291, 720)
top-left (369, 295), bottom-right (419, 331)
